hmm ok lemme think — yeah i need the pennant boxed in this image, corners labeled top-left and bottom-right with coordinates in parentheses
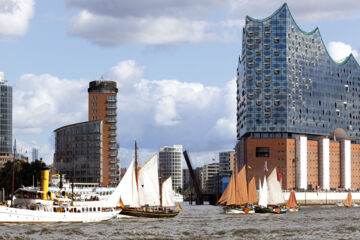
top-left (277, 168), bottom-right (282, 182)
top-left (264, 161), bottom-right (268, 172)
top-left (119, 199), bottom-right (125, 208)
top-left (177, 204), bottom-right (183, 211)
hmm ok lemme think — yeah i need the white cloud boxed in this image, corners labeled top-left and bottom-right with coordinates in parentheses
top-left (65, 0), bottom-right (360, 46)
top-left (16, 139), bottom-right (53, 165)
top-left (14, 73), bottom-right (88, 134)
top-left (13, 60), bottom-right (236, 166)
top-left (0, 0), bottom-right (34, 37)
top-left (104, 60), bottom-right (144, 89)
top-left (327, 41), bottom-right (360, 63)
top-left (68, 11), bottom-right (218, 46)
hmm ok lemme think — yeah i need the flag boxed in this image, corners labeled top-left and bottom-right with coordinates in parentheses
top-left (264, 161), bottom-right (268, 172)
top-left (119, 199), bottom-right (125, 208)
top-left (177, 204), bottom-right (183, 211)
top-left (277, 168), bottom-right (282, 182)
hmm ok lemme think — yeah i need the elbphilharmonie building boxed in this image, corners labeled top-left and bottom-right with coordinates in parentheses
top-left (236, 4), bottom-right (360, 190)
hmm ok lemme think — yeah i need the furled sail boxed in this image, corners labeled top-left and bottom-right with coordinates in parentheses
top-left (267, 168), bottom-right (284, 205)
top-left (345, 192), bottom-right (352, 208)
top-left (259, 178), bottom-right (262, 195)
top-left (117, 159), bottom-right (140, 208)
top-left (161, 177), bottom-right (175, 207)
top-left (138, 155), bottom-right (160, 206)
top-left (258, 176), bottom-right (268, 208)
top-left (247, 177), bottom-right (258, 204)
top-left (218, 174), bottom-right (234, 205)
top-left (286, 190), bottom-right (297, 208)
top-left (227, 166), bottom-right (248, 206)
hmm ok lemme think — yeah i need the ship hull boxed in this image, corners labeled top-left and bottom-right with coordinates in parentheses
top-left (0, 205), bottom-right (120, 223)
top-left (223, 206), bottom-right (255, 215)
top-left (255, 206), bottom-right (287, 214)
top-left (120, 207), bottom-right (179, 218)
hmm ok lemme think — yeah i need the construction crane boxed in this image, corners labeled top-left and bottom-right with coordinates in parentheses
top-left (183, 150), bottom-right (203, 205)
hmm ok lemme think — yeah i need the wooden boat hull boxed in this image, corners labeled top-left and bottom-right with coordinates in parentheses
top-left (255, 206), bottom-right (287, 214)
top-left (224, 207), bottom-right (255, 215)
top-left (287, 207), bottom-right (299, 212)
top-left (120, 208), bottom-right (179, 218)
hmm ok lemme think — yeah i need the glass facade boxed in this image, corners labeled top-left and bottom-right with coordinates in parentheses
top-left (237, 4), bottom-right (360, 140)
top-left (54, 120), bottom-right (103, 183)
top-left (0, 84), bottom-right (12, 155)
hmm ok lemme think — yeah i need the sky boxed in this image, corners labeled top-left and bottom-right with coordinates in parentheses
top-left (1, 0), bottom-right (360, 168)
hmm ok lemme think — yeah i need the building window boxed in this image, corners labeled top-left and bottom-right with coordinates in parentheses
top-left (256, 147), bottom-right (270, 157)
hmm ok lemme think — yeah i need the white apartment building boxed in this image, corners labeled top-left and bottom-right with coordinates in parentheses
top-left (159, 145), bottom-right (183, 192)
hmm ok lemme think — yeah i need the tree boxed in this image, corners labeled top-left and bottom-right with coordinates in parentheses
top-left (0, 160), bottom-right (46, 199)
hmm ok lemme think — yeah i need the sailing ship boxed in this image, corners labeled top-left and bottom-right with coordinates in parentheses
top-left (345, 192), bottom-right (352, 208)
top-left (119, 152), bottom-right (180, 218)
top-left (255, 168), bottom-right (287, 214)
top-left (217, 166), bottom-right (257, 214)
top-left (0, 168), bottom-right (124, 223)
top-left (286, 190), bottom-right (299, 212)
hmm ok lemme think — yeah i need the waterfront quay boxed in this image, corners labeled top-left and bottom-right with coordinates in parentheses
top-left (284, 191), bottom-right (360, 205)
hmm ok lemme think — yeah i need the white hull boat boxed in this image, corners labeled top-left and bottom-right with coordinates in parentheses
top-left (0, 205), bottom-right (120, 223)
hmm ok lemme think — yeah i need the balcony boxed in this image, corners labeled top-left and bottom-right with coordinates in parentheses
top-left (107, 103), bottom-right (117, 109)
top-left (110, 151), bottom-right (118, 157)
top-left (107, 118), bottom-right (117, 123)
top-left (110, 144), bottom-right (118, 150)
top-left (107, 96), bottom-right (117, 103)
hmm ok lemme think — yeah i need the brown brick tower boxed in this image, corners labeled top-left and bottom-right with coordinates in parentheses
top-left (88, 80), bottom-right (118, 186)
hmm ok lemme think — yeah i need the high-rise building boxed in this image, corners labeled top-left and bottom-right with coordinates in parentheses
top-left (54, 80), bottom-right (119, 187)
top-left (32, 148), bottom-right (39, 162)
top-left (219, 151), bottom-right (235, 178)
top-left (236, 4), bottom-right (360, 190)
top-left (0, 72), bottom-right (12, 157)
top-left (159, 145), bottom-right (183, 192)
top-left (88, 80), bottom-right (119, 186)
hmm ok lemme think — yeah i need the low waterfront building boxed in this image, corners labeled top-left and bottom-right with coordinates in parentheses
top-left (53, 120), bottom-right (103, 183)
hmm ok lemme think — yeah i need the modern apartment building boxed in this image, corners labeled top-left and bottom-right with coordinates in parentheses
top-left (236, 4), bottom-right (360, 190)
top-left (54, 80), bottom-right (119, 186)
top-left (88, 80), bottom-right (119, 186)
top-left (201, 163), bottom-right (219, 193)
top-left (219, 151), bottom-right (236, 178)
top-left (54, 121), bottom-right (103, 183)
top-left (0, 72), bottom-right (12, 157)
top-left (159, 145), bottom-right (183, 192)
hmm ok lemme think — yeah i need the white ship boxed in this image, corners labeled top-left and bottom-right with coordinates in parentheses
top-left (0, 169), bottom-right (124, 223)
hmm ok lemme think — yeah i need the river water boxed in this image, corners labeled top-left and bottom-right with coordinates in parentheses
top-left (1, 204), bottom-right (360, 239)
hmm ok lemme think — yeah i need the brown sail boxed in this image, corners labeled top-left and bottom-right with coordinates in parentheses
top-left (217, 174), bottom-right (234, 205)
top-left (345, 192), bottom-right (352, 208)
top-left (247, 177), bottom-right (258, 204)
top-left (227, 166), bottom-right (248, 206)
top-left (286, 190), bottom-right (297, 208)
